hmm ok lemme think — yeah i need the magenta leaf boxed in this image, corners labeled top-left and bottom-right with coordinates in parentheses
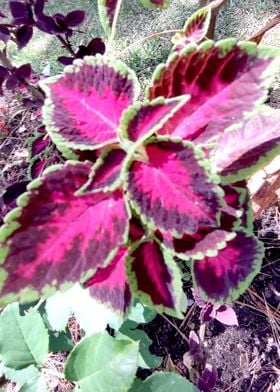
top-left (0, 162), bottom-right (130, 306)
top-left (84, 247), bottom-right (132, 314)
top-left (139, 0), bottom-right (169, 9)
top-left (212, 110), bottom-right (280, 183)
top-left (192, 230), bottom-right (264, 302)
top-left (41, 55), bottom-right (140, 157)
top-left (127, 241), bottom-right (184, 317)
top-left (163, 229), bottom-right (235, 261)
top-left (172, 5), bottom-right (211, 46)
top-left (98, 0), bottom-right (118, 34)
top-left (119, 96), bottom-right (188, 143)
top-left (126, 138), bottom-right (221, 236)
top-left (148, 41), bottom-right (280, 143)
top-left (78, 147), bottom-right (126, 194)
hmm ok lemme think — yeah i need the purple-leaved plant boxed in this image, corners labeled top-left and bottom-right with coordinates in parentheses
top-left (0, 6), bottom-right (280, 320)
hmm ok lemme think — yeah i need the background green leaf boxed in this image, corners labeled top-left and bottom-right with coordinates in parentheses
top-left (19, 375), bottom-right (48, 392)
top-left (65, 332), bottom-right (139, 392)
top-left (0, 303), bottom-right (49, 370)
top-left (129, 372), bottom-right (198, 391)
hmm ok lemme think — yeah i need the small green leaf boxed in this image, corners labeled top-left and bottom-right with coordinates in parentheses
top-left (0, 303), bottom-right (49, 370)
top-left (65, 332), bottom-right (139, 392)
top-left (0, 365), bottom-right (39, 384)
top-left (126, 302), bottom-right (157, 326)
top-left (118, 324), bottom-right (162, 369)
top-left (19, 375), bottom-right (48, 392)
top-left (129, 372), bottom-right (198, 391)
top-left (48, 330), bottom-right (74, 353)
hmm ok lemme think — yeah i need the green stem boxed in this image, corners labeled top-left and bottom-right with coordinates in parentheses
top-left (121, 29), bottom-right (182, 55)
top-left (107, 0), bottom-right (124, 51)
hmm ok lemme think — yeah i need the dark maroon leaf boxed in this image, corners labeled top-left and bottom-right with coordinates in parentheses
top-left (5, 74), bottom-right (19, 90)
top-left (129, 217), bottom-right (145, 242)
top-left (13, 17), bottom-right (34, 25)
top-left (65, 10), bottom-right (85, 27)
top-left (53, 14), bottom-right (68, 32)
top-left (75, 45), bottom-right (89, 58)
top-left (16, 63), bottom-right (32, 79)
top-left (0, 25), bottom-right (10, 42)
top-left (16, 25), bottom-right (33, 48)
top-left (36, 15), bottom-right (57, 34)
top-left (9, 1), bottom-right (27, 19)
top-left (57, 56), bottom-right (74, 65)
top-left (0, 65), bottom-right (8, 78)
top-left (87, 37), bottom-right (106, 55)
top-left (0, 11), bottom-right (6, 18)
top-left (2, 181), bottom-right (29, 208)
top-left (34, 0), bottom-right (46, 17)
top-left (197, 363), bottom-right (217, 392)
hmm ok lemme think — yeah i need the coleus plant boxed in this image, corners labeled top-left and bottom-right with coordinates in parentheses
top-left (0, 6), bottom-right (280, 321)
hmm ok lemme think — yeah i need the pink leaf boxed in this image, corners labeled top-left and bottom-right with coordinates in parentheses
top-left (126, 139), bottom-right (221, 236)
top-left (213, 110), bottom-right (280, 183)
top-left (119, 96), bottom-right (188, 143)
top-left (42, 55), bottom-right (140, 154)
top-left (0, 162), bottom-right (130, 306)
top-left (84, 247), bottom-right (132, 314)
top-left (78, 147), bottom-right (126, 194)
top-left (172, 5), bottom-right (211, 47)
top-left (127, 241), bottom-right (184, 317)
top-left (192, 230), bottom-right (264, 302)
top-left (148, 41), bottom-right (280, 144)
top-left (215, 305), bottom-right (238, 326)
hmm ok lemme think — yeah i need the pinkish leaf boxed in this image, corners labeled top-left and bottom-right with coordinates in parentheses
top-left (192, 230), bottom-right (264, 302)
top-left (213, 110), bottom-right (280, 183)
top-left (127, 241), bottom-right (184, 317)
top-left (84, 247), bottom-right (132, 314)
top-left (172, 6), bottom-right (211, 46)
top-left (98, 0), bottom-right (118, 34)
top-left (148, 41), bottom-right (280, 144)
top-left (78, 147), bottom-right (126, 194)
top-left (215, 305), bottom-right (238, 326)
top-left (0, 162), bottom-right (129, 306)
top-left (119, 96), bottom-right (188, 143)
top-left (162, 228), bottom-right (234, 260)
top-left (41, 55), bottom-right (139, 156)
top-left (126, 138), bottom-right (221, 236)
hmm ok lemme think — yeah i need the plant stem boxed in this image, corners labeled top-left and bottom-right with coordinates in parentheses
top-left (121, 29), bottom-right (182, 55)
top-left (107, 0), bottom-right (124, 52)
top-left (57, 35), bottom-right (76, 56)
